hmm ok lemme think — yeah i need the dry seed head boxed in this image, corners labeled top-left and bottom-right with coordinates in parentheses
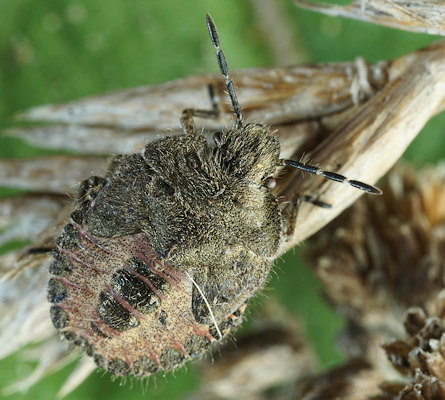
top-left (303, 163), bottom-right (445, 399)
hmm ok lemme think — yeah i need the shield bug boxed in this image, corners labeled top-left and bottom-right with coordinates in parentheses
top-left (47, 13), bottom-right (381, 377)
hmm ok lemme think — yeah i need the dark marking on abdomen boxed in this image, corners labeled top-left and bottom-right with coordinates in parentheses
top-left (110, 268), bottom-right (162, 314)
top-left (97, 290), bottom-right (140, 332)
top-left (127, 257), bottom-right (170, 293)
top-left (49, 219), bottom-right (215, 377)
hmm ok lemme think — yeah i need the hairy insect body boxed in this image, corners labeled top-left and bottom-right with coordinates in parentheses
top-left (48, 124), bottom-right (283, 376)
top-left (48, 13), bottom-right (380, 377)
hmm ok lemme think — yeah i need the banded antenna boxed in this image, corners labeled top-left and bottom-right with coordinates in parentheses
top-left (206, 13), bottom-right (244, 129)
top-left (205, 14), bottom-right (382, 197)
top-left (281, 159), bottom-right (382, 195)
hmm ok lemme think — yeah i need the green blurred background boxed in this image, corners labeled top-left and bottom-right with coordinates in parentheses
top-left (0, 1), bottom-right (443, 399)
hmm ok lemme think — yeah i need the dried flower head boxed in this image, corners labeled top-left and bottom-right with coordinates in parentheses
top-left (302, 164), bottom-right (445, 399)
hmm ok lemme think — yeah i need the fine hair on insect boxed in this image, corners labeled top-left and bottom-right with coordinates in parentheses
top-left (47, 13), bottom-right (382, 379)
top-left (204, 13), bottom-right (381, 197)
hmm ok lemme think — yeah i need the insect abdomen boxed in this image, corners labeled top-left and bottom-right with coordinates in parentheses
top-left (48, 219), bottom-right (219, 376)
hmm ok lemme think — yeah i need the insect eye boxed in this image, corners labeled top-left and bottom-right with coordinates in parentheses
top-left (213, 132), bottom-right (222, 146)
top-left (263, 177), bottom-right (276, 189)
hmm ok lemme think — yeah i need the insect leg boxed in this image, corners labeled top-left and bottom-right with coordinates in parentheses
top-left (281, 194), bottom-right (331, 241)
top-left (300, 195), bottom-right (331, 209)
top-left (77, 176), bottom-right (106, 200)
top-left (281, 197), bottom-right (301, 241)
top-left (26, 246), bottom-right (53, 254)
top-left (180, 84), bottom-right (219, 134)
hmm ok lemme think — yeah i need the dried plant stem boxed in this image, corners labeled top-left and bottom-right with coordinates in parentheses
top-left (295, 0), bottom-right (445, 35)
top-left (278, 39), bottom-right (445, 254)
top-left (2, 43), bottom-right (444, 258)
